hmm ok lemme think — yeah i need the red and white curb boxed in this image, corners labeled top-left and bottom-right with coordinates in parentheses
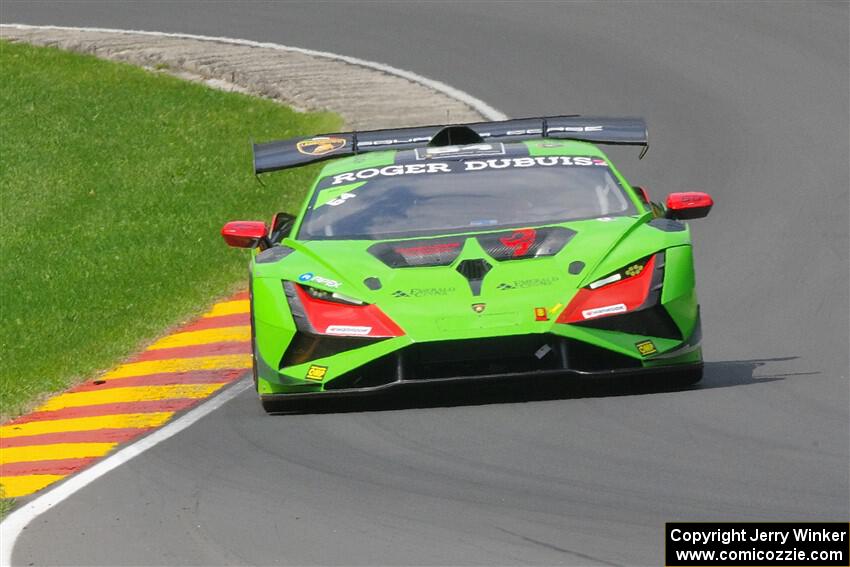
top-left (0, 292), bottom-right (251, 499)
top-left (0, 24), bottom-right (504, 567)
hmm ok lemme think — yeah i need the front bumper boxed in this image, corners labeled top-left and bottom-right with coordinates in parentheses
top-left (259, 361), bottom-right (703, 403)
top-left (256, 326), bottom-right (702, 398)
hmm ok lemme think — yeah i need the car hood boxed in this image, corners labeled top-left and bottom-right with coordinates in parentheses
top-left (254, 215), bottom-right (687, 340)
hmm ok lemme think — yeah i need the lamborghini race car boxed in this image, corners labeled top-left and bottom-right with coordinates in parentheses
top-left (222, 116), bottom-right (713, 411)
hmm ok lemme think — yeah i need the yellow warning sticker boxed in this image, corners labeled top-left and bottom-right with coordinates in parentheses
top-left (635, 340), bottom-right (658, 357)
top-left (306, 365), bottom-right (328, 381)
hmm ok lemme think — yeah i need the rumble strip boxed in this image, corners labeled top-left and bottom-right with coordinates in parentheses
top-left (0, 293), bottom-right (251, 498)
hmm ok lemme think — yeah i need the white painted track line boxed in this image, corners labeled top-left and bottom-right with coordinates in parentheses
top-left (0, 379), bottom-right (252, 567)
top-left (0, 24), bottom-right (508, 122)
top-left (0, 24), bottom-right (506, 566)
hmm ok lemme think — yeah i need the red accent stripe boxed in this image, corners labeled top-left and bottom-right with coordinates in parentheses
top-left (177, 313), bottom-right (250, 333)
top-left (8, 398), bottom-right (200, 425)
top-left (1, 457), bottom-right (98, 477)
top-left (0, 428), bottom-right (149, 449)
top-left (130, 341), bottom-right (249, 363)
top-left (69, 369), bottom-right (246, 393)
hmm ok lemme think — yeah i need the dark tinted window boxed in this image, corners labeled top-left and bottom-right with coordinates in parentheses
top-left (298, 157), bottom-right (635, 240)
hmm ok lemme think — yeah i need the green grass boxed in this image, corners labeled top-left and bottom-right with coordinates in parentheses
top-left (0, 41), bottom-right (341, 418)
top-left (0, 496), bottom-right (12, 519)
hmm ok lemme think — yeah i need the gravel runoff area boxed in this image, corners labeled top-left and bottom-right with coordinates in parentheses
top-left (0, 25), bottom-right (485, 129)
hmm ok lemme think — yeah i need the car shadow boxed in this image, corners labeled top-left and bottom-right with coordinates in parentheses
top-left (266, 356), bottom-right (814, 415)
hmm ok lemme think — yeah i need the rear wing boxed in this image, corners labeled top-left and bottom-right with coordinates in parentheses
top-left (253, 115), bottom-right (648, 174)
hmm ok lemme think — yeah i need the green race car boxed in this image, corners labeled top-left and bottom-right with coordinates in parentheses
top-left (222, 117), bottom-right (713, 411)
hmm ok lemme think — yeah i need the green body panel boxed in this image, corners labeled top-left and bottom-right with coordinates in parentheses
top-left (247, 140), bottom-right (704, 394)
top-left (661, 245), bottom-right (699, 340)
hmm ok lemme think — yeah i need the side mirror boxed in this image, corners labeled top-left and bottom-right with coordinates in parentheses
top-left (269, 212), bottom-right (296, 244)
top-left (665, 192), bottom-right (714, 220)
top-left (633, 185), bottom-right (651, 204)
top-left (221, 221), bottom-right (269, 249)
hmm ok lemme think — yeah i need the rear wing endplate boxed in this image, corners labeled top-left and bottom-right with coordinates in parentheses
top-left (253, 115), bottom-right (648, 174)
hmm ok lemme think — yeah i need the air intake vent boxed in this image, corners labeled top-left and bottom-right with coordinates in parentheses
top-left (368, 237), bottom-right (464, 268)
top-left (456, 258), bottom-right (492, 296)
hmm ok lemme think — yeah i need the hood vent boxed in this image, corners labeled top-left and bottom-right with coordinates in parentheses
top-left (456, 258), bottom-right (492, 296)
top-left (476, 226), bottom-right (576, 261)
top-left (368, 237), bottom-right (464, 268)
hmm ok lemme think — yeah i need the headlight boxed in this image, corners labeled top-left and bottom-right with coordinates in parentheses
top-left (557, 254), bottom-right (657, 323)
top-left (300, 285), bottom-right (365, 305)
top-left (587, 256), bottom-right (651, 289)
top-left (283, 282), bottom-right (404, 337)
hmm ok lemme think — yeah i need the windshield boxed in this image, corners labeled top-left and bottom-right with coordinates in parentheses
top-left (297, 156), bottom-right (636, 240)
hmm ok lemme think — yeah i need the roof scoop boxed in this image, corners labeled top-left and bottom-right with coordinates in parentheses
top-left (428, 125), bottom-right (484, 147)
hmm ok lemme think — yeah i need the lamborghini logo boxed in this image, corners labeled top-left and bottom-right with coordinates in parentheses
top-left (471, 303), bottom-right (486, 314)
top-left (296, 136), bottom-right (346, 156)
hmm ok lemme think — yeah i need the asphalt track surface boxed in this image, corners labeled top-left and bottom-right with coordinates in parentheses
top-left (4, 2), bottom-right (849, 565)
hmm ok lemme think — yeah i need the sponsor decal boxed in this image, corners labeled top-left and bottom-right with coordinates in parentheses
top-left (357, 136), bottom-right (431, 148)
top-left (305, 364), bottom-right (328, 381)
top-left (499, 228), bottom-right (537, 257)
top-left (581, 303), bottom-right (627, 319)
top-left (534, 307), bottom-right (549, 321)
top-left (392, 287), bottom-right (456, 298)
top-left (325, 325), bottom-right (372, 336)
top-left (463, 156), bottom-right (607, 171)
top-left (546, 125), bottom-right (604, 133)
top-left (315, 181), bottom-right (366, 209)
top-left (496, 276), bottom-right (560, 290)
top-left (326, 156), bottom-right (608, 186)
top-left (480, 128), bottom-right (542, 137)
top-left (414, 143), bottom-right (505, 160)
top-left (298, 273), bottom-right (342, 288)
top-left (635, 340), bottom-right (658, 357)
top-left (330, 163), bottom-right (451, 185)
top-left (471, 303), bottom-right (487, 314)
top-left (326, 192), bottom-right (356, 207)
top-left (296, 136), bottom-right (346, 156)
